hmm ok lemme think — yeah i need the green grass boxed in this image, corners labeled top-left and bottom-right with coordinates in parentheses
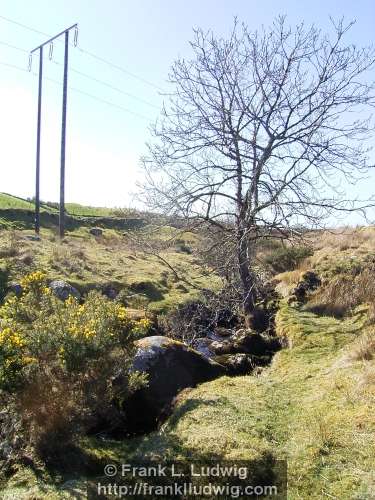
top-left (64, 203), bottom-right (116, 217)
top-left (3, 304), bottom-right (374, 498)
top-left (0, 193), bottom-right (35, 210)
top-left (2, 199), bottom-right (374, 498)
top-left (0, 225), bottom-right (220, 313)
top-left (0, 192), bottom-right (142, 218)
top-left (87, 305), bottom-right (373, 499)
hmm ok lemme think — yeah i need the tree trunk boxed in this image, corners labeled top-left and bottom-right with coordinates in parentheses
top-left (237, 229), bottom-right (257, 328)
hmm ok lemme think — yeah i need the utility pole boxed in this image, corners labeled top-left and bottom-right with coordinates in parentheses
top-left (59, 30), bottom-right (69, 238)
top-left (35, 46), bottom-right (43, 234)
top-left (30, 23), bottom-right (78, 238)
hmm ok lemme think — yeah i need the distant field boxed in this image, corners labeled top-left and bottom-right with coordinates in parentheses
top-left (65, 203), bottom-right (116, 217)
top-left (0, 193), bottom-right (147, 232)
top-left (0, 192), bottom-right (121, 217)
top-left (0, 193), bottom-right (36, 210)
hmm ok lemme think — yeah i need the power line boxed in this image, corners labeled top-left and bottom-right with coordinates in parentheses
top-left (0, 14), bottom-right (166, 92)
top-left (0, 14), bottom-right (51, 38)
top-left (0, 60), bottom-right (152, 120)
top-left (76, 46), bottom-right (165, 92)
top-left (0, 39), bottom-right (28, 54)
top-left (69, 67), bottom-right (160, 109)
top-left (0, 39), bottom-right (161, 109)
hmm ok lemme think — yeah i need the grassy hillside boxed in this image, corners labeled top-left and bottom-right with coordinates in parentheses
top-left (78, 305), bottom-right (372, 499)
top-left (0, 193), bottom-right (115, 216)
top-left (3, 304), bottom-right (374, 498)
top-left (1, 199), bottom-right (374, 498)
top-left (0, 193), bottom-right (220, 312)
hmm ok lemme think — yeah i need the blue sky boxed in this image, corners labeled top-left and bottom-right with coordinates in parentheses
top-left (1, 0), bottom-right (375, 216)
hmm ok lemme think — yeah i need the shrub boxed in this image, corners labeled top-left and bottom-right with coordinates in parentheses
top-left (0, 271), bottom-right (151, 463)
top-left (264, 245), bottom-right (313, 273)
top-left (160, 290), bottom-right (238, 345)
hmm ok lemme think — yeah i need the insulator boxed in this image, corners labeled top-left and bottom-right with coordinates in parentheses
top-left (74, 26), bottom-right (78, 47)
top-left (28, 54), bottom-right (32, 72)
top-left (49, 42), bottom-right (53, 60)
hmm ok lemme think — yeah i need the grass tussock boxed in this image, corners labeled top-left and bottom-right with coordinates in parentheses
top-left (349, 329), bottom-right (375, 361)
top-left (307, 267), bottom-right (375, 319)
top-left (0, 231), bottom-right (20, 258)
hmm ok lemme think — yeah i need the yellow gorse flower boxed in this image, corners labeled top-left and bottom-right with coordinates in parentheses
top-left (0, 327), bottom-right (26, 348)
top-left (65, 295), bottom-right (78, 307)
top-left (22, 356), bottom-right (37, 365)
top-left (138, 318), bottom-right (152, 329)
top-left (20, 271), bottom-right (46, 290)
top-left (116, 306), bottom-right (128, 321)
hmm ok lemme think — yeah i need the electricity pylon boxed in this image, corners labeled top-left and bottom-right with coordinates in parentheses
top-left (30, 23), bottom-right (78, 237)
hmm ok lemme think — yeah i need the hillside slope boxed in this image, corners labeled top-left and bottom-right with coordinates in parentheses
top-left (3, 304), bottom-right (374, 499)
top-left (1, 204), bottom-right (375, 498)
top-left (100, 305), bottom-right (373, 498)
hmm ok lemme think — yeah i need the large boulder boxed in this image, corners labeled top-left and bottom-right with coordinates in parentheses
top-left (49, 280), bottom-right (81, 301)
top-left (123, 336), bottom-right (226, 433)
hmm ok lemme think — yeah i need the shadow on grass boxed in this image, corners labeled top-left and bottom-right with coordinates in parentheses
top-left (304, 302), bottom-right (346, 319)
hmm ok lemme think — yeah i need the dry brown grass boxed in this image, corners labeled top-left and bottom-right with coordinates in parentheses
top-left (349, 330), bottom-right (375, 362)
top-left (0, 231), bottom-right (20, 258)
top-left (358, 364), bottom-right (375, 389)
top-left (309, 226), bottom-right (375, 252)
top-left (308, 267), bottom-right (375, 319)
top-left (276, 269), bottom-right (302, 286)
top-left (49, 244), bottom-right (89, 275)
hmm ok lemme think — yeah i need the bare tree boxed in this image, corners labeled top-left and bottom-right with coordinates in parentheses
top-left (140, 17), bottom-right (375, 326)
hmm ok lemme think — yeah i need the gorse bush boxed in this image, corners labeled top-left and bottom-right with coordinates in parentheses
top-left (0, 271), bottom-right (151, 463)
top-left (264, 245), bottom-right (313, 273)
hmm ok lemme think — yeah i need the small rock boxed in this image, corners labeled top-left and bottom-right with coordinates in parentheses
top-left (24, 235), bottom-right (41, 242)
top-left (213, 353), bottom-right (254, 375)
top-left (213, 327), bottom-right (233, 338)
top-left (49, 280), bottom-right (81, 301)
top-left (89, 227), bottom-right (103, 236)
top-left (192, 337), bottom-right (215, 358)
top-left (7, 282), bottom-right (23, 297)
top-left (101, 285), bottom-right (118, 300)
top-left (210, 340), bottom-right (235, 355)
top-left (232, 330), bottom-right (281, 356)
top-left (214, 353), bottom-right (272, 376)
